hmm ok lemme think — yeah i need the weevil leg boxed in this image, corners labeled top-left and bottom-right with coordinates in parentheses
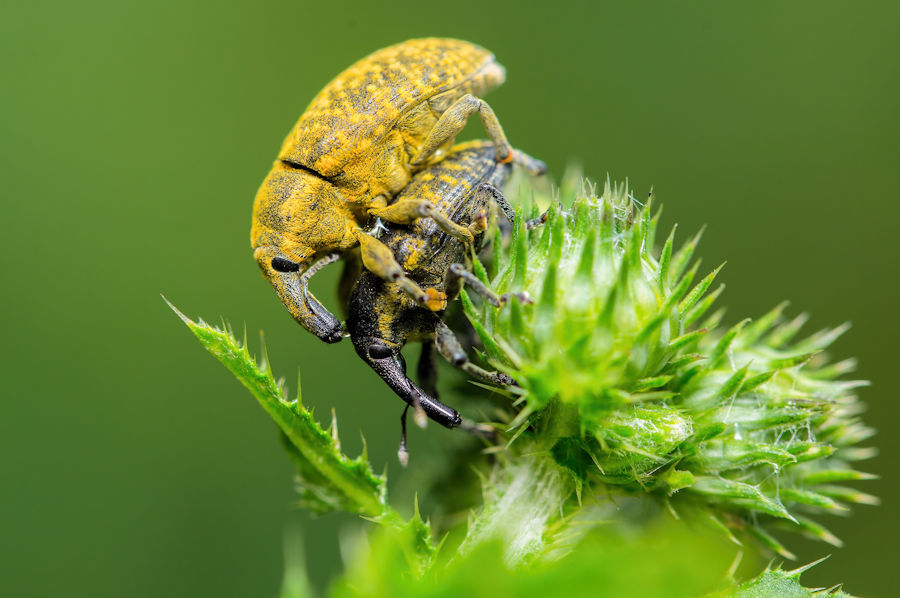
top-left (477, 181), bottom-right (549, 230)
top-left (511, 149), bottom-right (548, 176)
top-left (354, 230), bottom-right (447, 312)
top-left (434, 320), bottom-right (515, 386)
top-left (474, 182), bottom-right (515, 225)
top-left (449, 261), bottom-right (532, 306)
top-left (411, 94), bottom-right (514, 168)
top-left (417, 340), bottom-right (439, 398)
top-left (398, 404), bottom-right (410, 467)
top-left (446, 263), bottom-right (503, 308)
top-left (526, 208), bottom-right (550, 230)
top-left (369, 199), bottom-right (474, 244)
top-left (472, 182), bottom-right (550, 237)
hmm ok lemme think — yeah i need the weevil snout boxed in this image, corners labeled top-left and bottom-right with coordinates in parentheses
top-left (253, 246), bottom-right (344, 343)
top-left (252, 163), bottom-right (362, 343)
top-left (351, 334), bottom-right (461, 429)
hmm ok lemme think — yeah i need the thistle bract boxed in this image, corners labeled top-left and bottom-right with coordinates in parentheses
top-left (465, 176), bottom-right (875, 555)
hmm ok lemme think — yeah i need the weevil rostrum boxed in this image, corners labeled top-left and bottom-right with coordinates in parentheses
top-left (251, 38), bottom-right (545, 343)
top-left (346, 141), bottom-right (545, 462)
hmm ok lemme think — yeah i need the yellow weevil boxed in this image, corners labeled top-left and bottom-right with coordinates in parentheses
top-left (251, 38), bottom-right (544, 343)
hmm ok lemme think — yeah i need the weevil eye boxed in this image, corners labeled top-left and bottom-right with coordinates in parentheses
top-left (368, 341), bottom-right (393, 360)
top-left (271, 257), bottom-right (300, 273)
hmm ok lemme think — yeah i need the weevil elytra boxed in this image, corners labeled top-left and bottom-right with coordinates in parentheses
top-left (346, 141), bottom-right (545, 461)
top-left (251, 38), bottom-right (545, 343)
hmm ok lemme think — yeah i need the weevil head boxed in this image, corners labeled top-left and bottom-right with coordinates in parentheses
top-left (251, 162), bottom-right (356, 343)
top-left (252, 244), bottom-right (343, 343)
top-left (346, 280), bottom-right (415, 406)
top-left (347, 272), bottom-right (423, 378)
top-left (347, 285), bottom-right (460, 426)
top-left (346, 273), bottom-right (410, 350)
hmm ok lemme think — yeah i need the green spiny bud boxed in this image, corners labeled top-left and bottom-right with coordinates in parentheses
top-left (466, 175), bottom-right (874, 554)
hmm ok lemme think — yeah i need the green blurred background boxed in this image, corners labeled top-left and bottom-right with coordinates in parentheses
top-left (3, 1), bottom-right (898, 596)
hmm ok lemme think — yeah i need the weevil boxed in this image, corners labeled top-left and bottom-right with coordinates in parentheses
top-left (251, 38), bottom-right (545, 343)
top-left (346, 141), bottom-right (545, 463)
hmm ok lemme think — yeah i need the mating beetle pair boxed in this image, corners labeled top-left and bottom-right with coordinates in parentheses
top-left (250, 39), bottom-right (545, 437)
top-left (251, 38), bottom-right (544, 342)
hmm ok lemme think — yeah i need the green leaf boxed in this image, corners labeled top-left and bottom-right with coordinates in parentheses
top-left (168, 300), bottom-right (386, 518)
top-left (679, 263), bottom-right (725, 318)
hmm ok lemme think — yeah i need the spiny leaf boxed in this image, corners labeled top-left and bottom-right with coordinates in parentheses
top-left (684, 284), bottom-right (725, 327)
top-left (725, 562), bottom-right (852, 597)
top-left (739, 370), bottom-right (775, 393)
top-left (787, 516), bottom-right (843, 547)
top-left (709, 319), bottom-right (751, 366)
top-left (766, 313), bottom-right (810, 348)
top-left (769, 352), bottom-right (819, 370)
top-left (167, 299), bottom-right (386, 518)
top-left (801, 469), bottom-right (877, 485)
top-left (746, 525), bottom-right (796, 560)
top-left (780, 488), bottom-right (848, 512)
top-left (742, 301), bottom-right (790, 346)
top-left (679, 263), bottom-right (725, 317)
top-left (460, 290), bottom-right (508, 364)
top-left (688, 476), bottom-right (794, 521)
top-left (658, 224), bottom-right (676, 288)
top-left (717, 364), bottom-right (750, 400)
top-left (668, 329), bottom-right (708, 353)
top-left (669, 226), bottom-right (704, 282)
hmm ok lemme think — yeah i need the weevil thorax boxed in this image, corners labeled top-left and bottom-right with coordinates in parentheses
top-left (251, 161), bottom-right (358, 264)
top-left (278, 39), bottom-right (505, 201)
